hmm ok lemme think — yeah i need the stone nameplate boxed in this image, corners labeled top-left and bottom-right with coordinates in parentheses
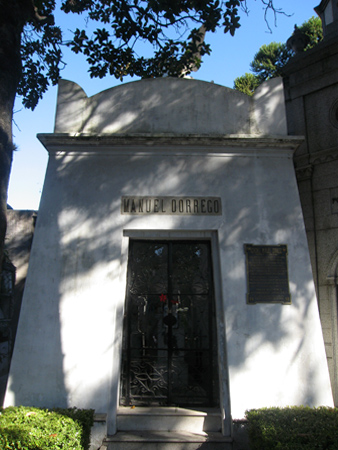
top-left (244, 244), bottom-right (291, 305)
top-left (121, 196), bottom-right (222, 215)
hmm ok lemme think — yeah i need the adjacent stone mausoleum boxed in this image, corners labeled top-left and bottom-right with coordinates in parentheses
top-left (5, 76), bottom-right (333, 448)
top-left (283, 0), bottom-right (338, 406)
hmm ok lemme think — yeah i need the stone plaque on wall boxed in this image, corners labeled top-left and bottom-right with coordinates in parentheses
top-left (244, 244), bottom-right (291, 305)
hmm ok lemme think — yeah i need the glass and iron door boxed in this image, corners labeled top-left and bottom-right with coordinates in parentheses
top-left (120, 240), bottom-right (219, 407)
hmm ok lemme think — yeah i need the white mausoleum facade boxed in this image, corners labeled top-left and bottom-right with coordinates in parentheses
top-left (5, 77), bottom-right (333, 443)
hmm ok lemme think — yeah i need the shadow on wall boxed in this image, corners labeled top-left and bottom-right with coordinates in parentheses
top-left (7, 149), bottom-right (318, 412)
top-left (54, 77), bottom-right (286, 137)
top-left (1, 211), bottom-right (36, 405)
top-left (5, 77), bottom-right (323, 421)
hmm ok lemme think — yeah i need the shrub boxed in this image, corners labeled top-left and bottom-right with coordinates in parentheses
top-left (245, 406), bottom-right (338, 450)
top-left (0, 406), bottom-right (94, 450)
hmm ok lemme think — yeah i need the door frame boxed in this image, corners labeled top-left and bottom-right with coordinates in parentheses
top-left (108, 229), bottom-right (231, 436)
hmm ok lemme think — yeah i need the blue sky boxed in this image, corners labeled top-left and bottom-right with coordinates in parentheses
top-left (8, 0), bottom-right (319, 210)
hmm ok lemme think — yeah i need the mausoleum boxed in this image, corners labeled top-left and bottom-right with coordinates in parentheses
top-left (5, 76), bottom-right (333, 448)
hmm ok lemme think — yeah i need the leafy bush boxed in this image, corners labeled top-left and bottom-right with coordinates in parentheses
top-left (246, 406), bottom-right (338, 450)
top-left (0, 406), bottom-right (94, 450)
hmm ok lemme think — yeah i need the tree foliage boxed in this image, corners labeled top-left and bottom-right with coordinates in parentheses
top-left (234, 16), bottom-right (323, 95)
top-left (13, 0), bottom-right (291, 110)
top-left (16, 0), bottom-right (236, 110)
top-left (299, 15), bottom-right (323, 51)
top-left (233, 72), bottom-right (260, 96)
top-left (250, 41), bottom-right (291, 81)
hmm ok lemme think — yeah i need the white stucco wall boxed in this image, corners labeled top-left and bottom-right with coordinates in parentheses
top-left (5, 78), bottom-right (333, 434)
top-left (54, 77), bottom-right (286, 136)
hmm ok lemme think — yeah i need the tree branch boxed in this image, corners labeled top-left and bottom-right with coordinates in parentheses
top-left (33, 7), bottom-right (52, 25)
top-left (241, 0), bottom-right (291, 33)
top-left (31, 0), bottom-right (54, 25)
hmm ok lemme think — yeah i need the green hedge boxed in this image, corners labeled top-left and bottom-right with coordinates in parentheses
top-left (0, 406), bottom-right (94, 450)
top-left (245, 406), bottom-right (338, 450)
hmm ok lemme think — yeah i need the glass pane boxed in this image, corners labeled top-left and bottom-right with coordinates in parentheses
top-left (172, 294), bottom-right (210, 350)
top-left (129, 294), bottom-right (166, 351)
top-left (172, 243), bottom-right (210, 294)
top-left (129, 355), bottom-right (168, 404)
top-left (171, 351), bottom-right (212, 405)
top-left (129, 242), bottom-right (168, 295)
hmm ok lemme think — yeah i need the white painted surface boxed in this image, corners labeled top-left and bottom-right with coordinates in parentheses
top-left (5, 79), bottom-right (333, 435)
top-left (253, 77), bottom-right (287, 136)
top-left (54, 77), bottom-right (286, 136)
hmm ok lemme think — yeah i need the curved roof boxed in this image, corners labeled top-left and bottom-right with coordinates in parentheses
top-left (55, 77), bottom-right (287, 136)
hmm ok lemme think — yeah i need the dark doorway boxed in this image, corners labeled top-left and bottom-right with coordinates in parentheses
top-left (120, 240), bottom-right (219, 407)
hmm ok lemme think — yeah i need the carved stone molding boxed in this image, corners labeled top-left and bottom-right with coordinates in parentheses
top-left (295, 164), bottom-right (313, 181)
top-left (326, 248), bottom-right (338, 285)
top-left (311, 149), bottom-right (338, 165)
top-left (329, 98), bottom-right (338, 130)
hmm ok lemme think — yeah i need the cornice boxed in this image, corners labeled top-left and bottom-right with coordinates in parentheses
top-left (37, 133), bottom-right (303, 157)
top-left (294, 146), bottom-right (338, 181)
top-left (295, 146), bottom-right (338, 165)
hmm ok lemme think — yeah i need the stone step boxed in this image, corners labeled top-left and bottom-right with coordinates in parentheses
top-left (102, 431), bottom-right (233, 450)
top-left (117, 406), bottom-right (222, 432)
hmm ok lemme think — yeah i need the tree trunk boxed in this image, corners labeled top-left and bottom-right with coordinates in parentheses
top-left (0, 1), bottom-right (25, 272)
